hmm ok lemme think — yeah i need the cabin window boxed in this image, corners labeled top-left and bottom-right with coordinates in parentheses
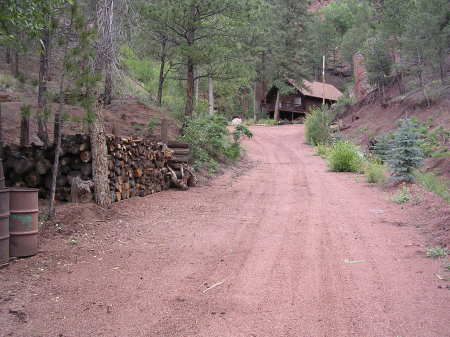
top-left (294, 97), bottom-right (302, 105)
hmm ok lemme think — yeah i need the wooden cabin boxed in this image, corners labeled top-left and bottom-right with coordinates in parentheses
top-left (262, 79), bottom-right (343, 120)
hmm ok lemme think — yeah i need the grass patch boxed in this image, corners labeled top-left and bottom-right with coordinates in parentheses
top-left (364, 162), bottom-right (386, 184)
top-left (257, 118), bottom-right (278, 126)
top-left (327, 141), bottom-right (363, 172)
top-left (414, 170), bottom-right (450, 203)
top-left (315, 143), bottom-right (331, 158)
top-left (426, 247), bottom-right (448, 258)
top-left (392, 186), bottom-right (411, 204)
top-left (0, 73), bottom-right (19, 90)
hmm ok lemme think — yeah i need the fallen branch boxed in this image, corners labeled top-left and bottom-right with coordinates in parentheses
top-left (203, 280), bottom-right (225, 294)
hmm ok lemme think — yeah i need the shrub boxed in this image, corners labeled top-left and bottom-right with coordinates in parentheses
top-left (180, 115), bottom-right (250, 172)
top-left (20, 104), bottom-right (32, 118)
top-left (365, 162), bottom-right (386, 184)
top-left (0, 73), bottom-right (18, 90)
top-left (232, 124), bottom-right (253, 143)
top-left (392, 186), bottom-right (411, 204)
top-left (224, 142), bottom-right (241, 161)
top-left (147, 119), bottom-right (158, 135)
top-left (304, 106), bottom-right (334, 145)
top-left (414, 170), bottom-right (450, 203)
top-left (387, 119), bottom-right (424, 182)
top-left (373, 133), bottom-right (394, 162)
top-left (426, 247), bottom-right (448, 258)
top-left (315, 143), bottom-right (331, 158)
top-left (327, 141), bottom-right (363, 172)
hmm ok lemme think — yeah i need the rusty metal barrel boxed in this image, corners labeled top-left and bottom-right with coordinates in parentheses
top-left (9, 188), bottom-right (39, 257)
top-left (0, 189), bottom-right (9, 266)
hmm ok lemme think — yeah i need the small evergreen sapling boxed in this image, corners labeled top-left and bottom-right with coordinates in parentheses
top-left (387, 119), bottom-right (424, 182)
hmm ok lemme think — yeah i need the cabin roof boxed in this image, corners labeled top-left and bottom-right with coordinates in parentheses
top-left (287, 79), bottom-right (343, 102)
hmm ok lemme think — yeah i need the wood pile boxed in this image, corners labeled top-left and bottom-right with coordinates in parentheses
top-left (167, 141), bottom-right (196, 189)
top-left (107, 136), bottom-right (172, 202)
top-left (3, 134), bottom-right (92, 201)
top-left (2, 134), bottom-right (195, 202)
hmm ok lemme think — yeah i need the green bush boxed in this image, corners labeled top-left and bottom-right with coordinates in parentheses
top-left (426, 247), bottom-right (448, 258)
top-left (414, 170), bottom-right (450, 203)
top-left (327, 141), bottom-right (363, 172)
top-left (0, 73), bottom-right (19, 90)
top-left (224, 142), bottom-right (241, 161)
top-left (365, 162), bottom-right (386, 184)
top-left (20, 104), bottom-right (32, 118)
top-left (232, 124), bottom-right (253, 142)
top-left (180, 115), bottom-right (250, 172)
top-left (392, 186), bottom-right (411, 204)
top-left (373, 133), bottom-right (394, 162)
top-left (147, 119), bottom-right (158, 135)
top-left (387, 119), bottom-right (424, 182)
top-left (315, 143), bottom-right (331, 158)
top-left (304, 106), bottom-right (334, 145)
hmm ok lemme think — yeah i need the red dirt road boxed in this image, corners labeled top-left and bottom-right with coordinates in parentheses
top-left (1, 125), bottom-right (450, 337)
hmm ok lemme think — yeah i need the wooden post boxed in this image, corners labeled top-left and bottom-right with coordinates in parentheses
top-left (274, 89), bottom-right (281, 122)
top-left (161, 118), bottom-right (168, 143)
top-left (322, 55), bottom-right (326, 106)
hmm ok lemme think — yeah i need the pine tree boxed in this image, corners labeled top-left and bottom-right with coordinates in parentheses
top-left (363, 34), bottom-right (392, 100)
top-left (387, 119), bottom-right (424, 182)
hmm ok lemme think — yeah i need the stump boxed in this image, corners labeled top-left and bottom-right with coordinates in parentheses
top-left (71, 177), bottom-right (94, 203)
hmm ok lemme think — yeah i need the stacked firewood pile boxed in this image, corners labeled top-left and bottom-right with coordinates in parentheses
top-left (167, 141), bottom-right (196, 189)
top-left (3, 134), bottom-right (195, 202)
top-left (3, 134), bottom-right (92, 200)
top-left (107, 137), bottom-right (170, 202)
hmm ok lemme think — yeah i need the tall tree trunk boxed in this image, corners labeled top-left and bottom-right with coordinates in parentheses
top-left (208, 76), bottom-right (214, 115)
top-left (90, 106), bottom-right (111, 207)
top-left (103, 67), bottom-right (113, 105)
top-left (0, 104), bottom-right (3, 159)
top-left (48, 8), bottom-right (75, 218)
top-left (48, 61), bottom-right (67, 218)
top-left (157, 41), bottom-right (166, 107)
top-left (20, 115), bottom-right (29, 147)
top-left (274, 89), bottom-right (280, 122)
top-left (185, 56), bottom-right (195, 117)
top-left (90, 0), bottom-right (113, 207)
top-left (253, 81), bottom-right (259, 120)
top-left (13, 49), bottom-right (19, 77)
top-left (194, 67), bottom-right (199, 104)
top-left (37, 28), bottom-right (51, 147)
top-left (261, 52), bottom-right (268, 103)
top-left (5, 48), bottom-right (11, 64)
top-left (100, 0), bottom-right (115, 106)
top-left (53, 109), bottom-right (60, 146)
top-left (439, 53), bottom-right (447, 84)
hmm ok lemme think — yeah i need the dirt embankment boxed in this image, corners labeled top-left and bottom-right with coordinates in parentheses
top-left (342, 93), bottom-right (450, 178)
top-left (1, 125), bottom-right (449, 337)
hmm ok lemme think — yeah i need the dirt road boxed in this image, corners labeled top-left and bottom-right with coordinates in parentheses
top-left (1, 125), bottom-right (450, 337)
